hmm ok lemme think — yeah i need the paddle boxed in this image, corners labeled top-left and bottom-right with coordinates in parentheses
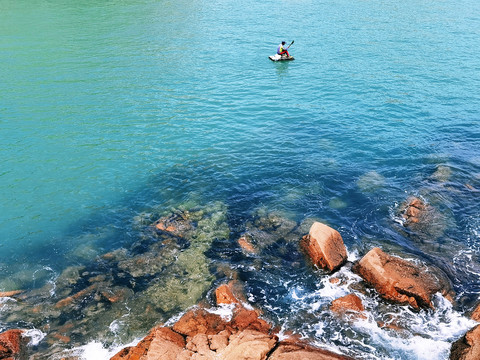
top-left (287, 40), bottom-right (294, 49)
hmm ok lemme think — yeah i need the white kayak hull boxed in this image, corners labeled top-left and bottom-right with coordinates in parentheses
top-left (269, 54), bottom-right (295, 61)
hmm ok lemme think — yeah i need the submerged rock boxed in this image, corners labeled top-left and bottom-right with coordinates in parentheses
top-left (243, 209), bottom-right (299, 251)
top-left (357, 171), bottom-right (385, 192)
top-left (431, 165), bottom-right (452, 182)
top-left (353, 247), bottom-right (453, 310)
top-left (398, 196), bottom-right (448, 241)
top-left (237, 234), bottom-right (256, 254)
top-left (0, 290), bottom-right (22, 298)
top-left (301, 222), bottom-right (347, 272)
top-left (450, 325), bottom-right (480, 360)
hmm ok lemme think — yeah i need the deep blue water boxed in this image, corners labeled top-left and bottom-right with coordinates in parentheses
top-left (1, 0), bottom-right (480, 358)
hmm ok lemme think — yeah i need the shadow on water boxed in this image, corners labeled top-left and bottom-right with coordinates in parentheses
top-left (273, 60), bottom-right (292, 79)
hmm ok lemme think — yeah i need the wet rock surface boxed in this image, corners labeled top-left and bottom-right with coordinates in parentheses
top-left (450, 325), bottom-right (480, 360)
top-left (301, 222), bottom-right (347, 272)
top-left (352, 247), bottom-right (453, 310)
top-left (329, 294), bottom-right (366, 320)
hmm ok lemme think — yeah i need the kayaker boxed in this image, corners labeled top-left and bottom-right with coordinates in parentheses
top-left (277, 41), bottom-right (290, 57)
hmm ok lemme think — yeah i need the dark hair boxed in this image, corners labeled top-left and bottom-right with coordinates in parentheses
top-left (282, 41), bottom-right (286, 44)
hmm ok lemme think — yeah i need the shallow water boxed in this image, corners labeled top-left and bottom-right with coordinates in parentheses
top-left (1, 0), bottom-right (480, 358)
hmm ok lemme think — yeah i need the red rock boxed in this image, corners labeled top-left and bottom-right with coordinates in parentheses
top-left (353, 247), bottom-right (452, 310)
top-left (450, 325), bottom-right (480, 360)
top-left (0, 329), bottom-right (25, 359)
top-left (330, 294), bottom-right (366, 319)
top-left (155, 222), bottom-right (176, 233)
top-left (269, 340), bottom-right (355, 359)
top-left (471, 303), bottom-right (480, 322)
top-left (301, 222), bottom-right (347, 272)
top-left (185, 333), bottom-right (211, 355)
top-left (110, 327), bottom-right (185, 360)
top-left (216, 284), bottom-right (239, 305)
top-left (401, 197), bottom-right (429, 227)
top-left (172, 309), bottom-right (228, 337)
top-left (208, 330), bottom-right (230, 351)
top-left (217, 329), bottom-right (277, 360)
top-left (0, 291), bottom-right (22, 298)
top-left (238, 235), bottom-right (256, 253)
top-left (231, 307), bottom-right (271, 333)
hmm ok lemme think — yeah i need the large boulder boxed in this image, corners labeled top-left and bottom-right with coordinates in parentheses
top-left (301, 222), bottom-right (347, 272)
top-left (450, 325), bottom-right (480, 360)
top-left (353, 247), bottom-right (453, 310)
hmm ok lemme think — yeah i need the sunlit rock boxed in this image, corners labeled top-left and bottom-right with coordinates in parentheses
top-left (217, 329), bottom-right (277, 360)
top-left (353, 247), bottom-right (453, 310)
top-left (111, 326), bottom-right (185, 360)
top-left (450, 325), bottom-right (480, 360)
top-left (301, 222), bottom-right (347, 272)
top-left (329, 294), bottom-right (366, 320)
top-left (216, 283), bottom-right (239, 306)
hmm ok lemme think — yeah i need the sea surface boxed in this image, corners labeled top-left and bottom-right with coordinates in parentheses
top-left (1, 0), bottom-right (480, 358)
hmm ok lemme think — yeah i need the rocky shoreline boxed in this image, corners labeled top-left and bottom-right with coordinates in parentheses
top-left (0, 197), bottom-right (479, 359)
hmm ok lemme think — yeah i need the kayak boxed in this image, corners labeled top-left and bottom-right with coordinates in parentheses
top-left (269, 54), bottom-right (295, 61)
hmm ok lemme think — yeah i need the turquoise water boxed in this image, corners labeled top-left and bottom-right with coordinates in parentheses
top-left (1, 0), bottom-right (480, 358)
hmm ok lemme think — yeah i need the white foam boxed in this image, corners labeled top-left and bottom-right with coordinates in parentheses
top-left (65, 339), bottom-right (140, 360)
top-left (206, 303), bottom-right (236, 321)
top-left (23, 328), bottom-right (46, 346)
top-left (346, 294), bottom-right (476, 360)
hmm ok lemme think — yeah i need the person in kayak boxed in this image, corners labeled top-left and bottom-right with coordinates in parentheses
top-left (277, 41), bottom-right (290, 57)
